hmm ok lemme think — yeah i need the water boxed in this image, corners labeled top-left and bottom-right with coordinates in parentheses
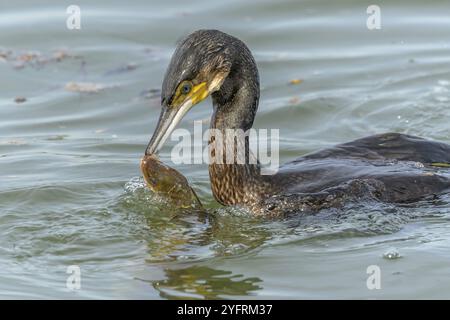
top-left (1, 0), bottom-right (450, 299)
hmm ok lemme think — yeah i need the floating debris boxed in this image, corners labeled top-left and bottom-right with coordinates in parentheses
top-left (53, 52), bottom-right (67, 61)
top-left (0, 50), bottom-right (11, 59)
top-left (0, 50), bottom-right (9, 63)
top-left (14, 97), bottom-right (27, 104)
top-left (103, 62), bottom-right (138, 76)
top-left (64, 82), bottom-right (106, 93)
top-left (1, 48), bottom-right (79, 69)
top-left (46, 135), bottom-right (67, 141)
top-left (17, 51), bottom-right (40, 62)
top-left (47, 49), bottom-right (78, 63)
top-left (289, 78), bottom-right (303, 85)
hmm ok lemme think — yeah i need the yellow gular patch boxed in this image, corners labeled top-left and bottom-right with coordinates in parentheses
top-left (171, 82), bottom-right (208, 107)
top-left (191, 82), bottom-right (209, 105)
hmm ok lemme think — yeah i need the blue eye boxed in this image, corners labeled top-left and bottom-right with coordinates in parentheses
top-left (181, 82), bottom-right (192, 94)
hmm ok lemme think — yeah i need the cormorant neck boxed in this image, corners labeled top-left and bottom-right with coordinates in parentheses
top-left (210, 52), bottom-right (259, 131)
top-left (208, 54), bottom-right (269, 206)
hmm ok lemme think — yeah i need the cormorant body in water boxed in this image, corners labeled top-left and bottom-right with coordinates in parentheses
top-left (145, 29), bottom-right (450, 215)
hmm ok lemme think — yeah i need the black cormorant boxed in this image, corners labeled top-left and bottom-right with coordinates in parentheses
top-left (145, 29), bottom-right (450, 215)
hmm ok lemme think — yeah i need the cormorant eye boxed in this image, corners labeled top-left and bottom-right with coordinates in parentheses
top-left (181, 82), bottom-right (192, 94)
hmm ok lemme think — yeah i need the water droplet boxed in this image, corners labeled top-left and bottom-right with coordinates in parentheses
top-left (383, 248), bottom-right (401, 260)
top-left (413, 162), bottom-right (424, 168)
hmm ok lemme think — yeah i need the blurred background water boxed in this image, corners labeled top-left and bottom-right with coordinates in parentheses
top-left (0, 0), bottom-right (450, 299)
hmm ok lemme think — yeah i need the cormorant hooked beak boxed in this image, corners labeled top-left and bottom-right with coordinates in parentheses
top-left (145, 82), bottom-right (209, 155)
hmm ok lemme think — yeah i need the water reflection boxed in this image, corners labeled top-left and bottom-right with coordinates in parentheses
top-left (119, 178), bottom-right (273, 262)
top-left (151, 266), bottom-right (263, 299)
top-left (140, 211), bottom-right (273, 262)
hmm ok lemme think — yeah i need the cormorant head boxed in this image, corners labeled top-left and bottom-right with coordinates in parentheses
top-left (145, 29), bottom-right (248, 155)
